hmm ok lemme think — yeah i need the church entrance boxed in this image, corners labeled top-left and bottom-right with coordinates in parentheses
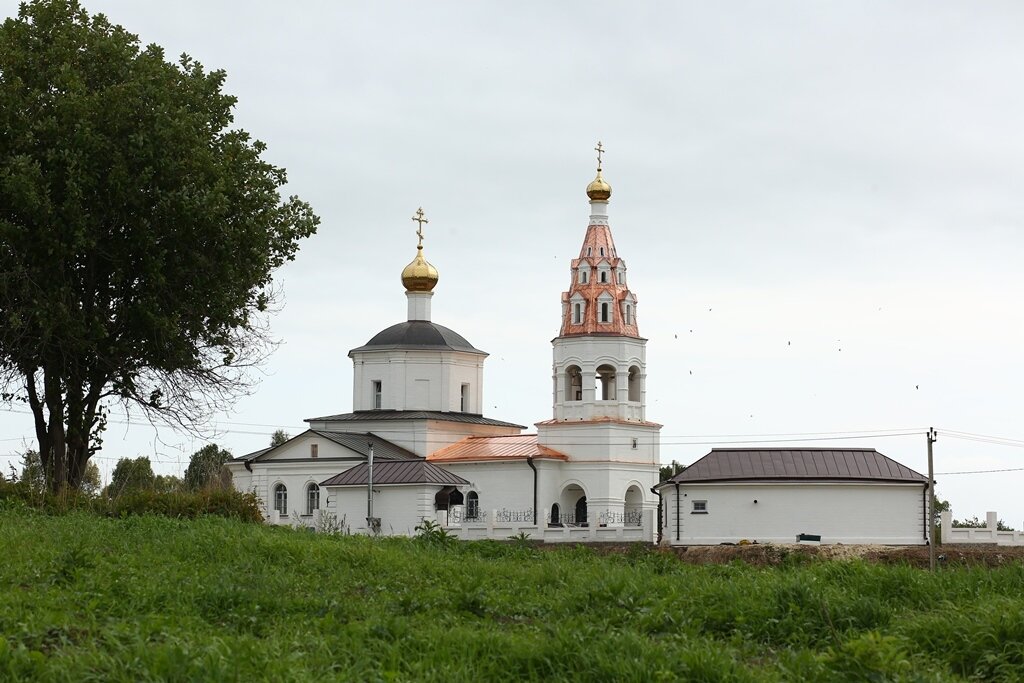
top-left (549, 503), bottom-right (561, 526)
top-left (575, 496), bottom-right (588, 526)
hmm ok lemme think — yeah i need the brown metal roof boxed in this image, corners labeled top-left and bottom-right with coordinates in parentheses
top-left (320, 460), bottom-right (469, 487)
top-left (304, 410), bottom-right (526, 429)
top-left (237, 430), bottom-right (419, 463)
top-left (427, 435), bottom-right (569, 463)
top-left (664, 448), bottom-right (927, 485)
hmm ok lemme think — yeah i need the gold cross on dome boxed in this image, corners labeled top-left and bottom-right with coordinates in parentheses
top-left (594, 141), bottom-right (605, 171)
top-left (411, 207), bottom-right (428, 247)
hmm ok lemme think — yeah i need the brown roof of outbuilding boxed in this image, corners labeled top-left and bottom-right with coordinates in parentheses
top-left (320, 460), bottom-right (470, 487)
top-left (662, 448), bottom-right (927, 486)
top-left (427, 435), bottom-right (569, 463)
top-left (234, 430), bottom-right (419, 463)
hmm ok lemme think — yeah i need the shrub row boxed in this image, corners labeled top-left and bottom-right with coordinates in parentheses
top-left (0, 480), bottom-right (262, 522)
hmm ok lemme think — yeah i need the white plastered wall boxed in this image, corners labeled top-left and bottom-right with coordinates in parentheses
top-left (350, 349), bottom-right (485, 413)
top-left (326, 484), bottom-right (438, 536)
top-left (551, 336), bottom-right (647, 421)
top-left (663, 482), bottom-right (927, 545)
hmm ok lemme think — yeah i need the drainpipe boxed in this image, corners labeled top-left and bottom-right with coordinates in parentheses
top-left (674, 482), bottom-right (681, 542)
top-left (244, 459), bottom-right (252, 472)
top-left (527, 457), bottom-right (538, 525)
top-left (650, 484), bottom-right (662, 544)
top-left (367, 442), bottom-right (374, 527)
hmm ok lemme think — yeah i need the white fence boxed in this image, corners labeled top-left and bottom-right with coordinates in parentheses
top-left (445, 509), bottom-right (655, 543)
top-left (941, 511), bottom-right (1024, 546)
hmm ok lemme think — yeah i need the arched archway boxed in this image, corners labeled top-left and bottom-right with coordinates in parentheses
top-left (628, 365), bottom-right (641, 402)
top-left (624, 485), bottom-right (643, 526)
top-left (565, 365), bottom-right (583, 402)
top-left (558, 483), bottom-right (588, 526)
top-left (595, 364), bottom-right (616, 400)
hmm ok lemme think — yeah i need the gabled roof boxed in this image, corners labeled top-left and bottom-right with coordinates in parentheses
top-left (304, 410), bottom-right (526, 429)
top-left (662, 448), bottom-right (927, 486)
top-left (233, 430), bottom-right (419, 463)
top-left (320, 460), bottom-right (469, 487)
top-left (427, 434), bottom-right (569, 463)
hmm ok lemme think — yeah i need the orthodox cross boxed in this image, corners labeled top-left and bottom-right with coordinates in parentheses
top-left (412, 207), bottom-right (428, 248)
top-left (595, 141), bottom-right (605, 171)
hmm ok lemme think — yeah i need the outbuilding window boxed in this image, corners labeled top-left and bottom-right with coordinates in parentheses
top-left (692, 500), bottom-right (708, 514)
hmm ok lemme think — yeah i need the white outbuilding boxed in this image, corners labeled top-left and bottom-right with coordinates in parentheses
top-left (656, 448), bottom-right (929, 546)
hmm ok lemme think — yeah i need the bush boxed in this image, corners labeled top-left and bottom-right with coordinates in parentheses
top-left (0, 481), bottom-right (262, 522)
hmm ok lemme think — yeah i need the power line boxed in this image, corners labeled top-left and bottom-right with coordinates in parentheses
top-left (937, 467), bottom-right (1024, 476)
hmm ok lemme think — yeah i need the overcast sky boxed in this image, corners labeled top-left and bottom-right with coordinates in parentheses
top-left (2, 1), bottom-right (1022, 524)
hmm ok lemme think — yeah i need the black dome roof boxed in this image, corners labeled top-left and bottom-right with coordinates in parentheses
top-left (349, 321), bottom-right (486, 355)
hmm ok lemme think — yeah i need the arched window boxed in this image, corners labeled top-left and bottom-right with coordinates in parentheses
top-left (586, 246), bottom-right (592, 256)
top-left (596, 365), bottom-right (616, 400)
top-left (550, 502), bottom-right (561, 526)
top-left (306, 483), bottom-right (320, 515)
top-left (565, 365), bottom-right (583, 401)
top-left (600, 302), bottom-right (611, 323)
top-left (623, 303), bottom-right (633, 325)
top-left (572, 302), bottom-right (583, 324)
top-left (466, 491), bottom-right (480, 521)
top-left (599, 247), bottom-right (605, 256)
top-left (579, 269), bottom-right (588, 284)
top-left (628, 365), bottom-right (641, 401)
top-left (600, 270), bottom-right (608, 283)
top-left (274, 483), bottom-right (287, 515)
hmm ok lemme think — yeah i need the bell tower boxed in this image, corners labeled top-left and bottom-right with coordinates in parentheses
top-left (550, 143), bottom-right (647, 423)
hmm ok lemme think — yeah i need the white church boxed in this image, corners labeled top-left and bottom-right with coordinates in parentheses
top-left (228, 150), bottom-right (661, 542)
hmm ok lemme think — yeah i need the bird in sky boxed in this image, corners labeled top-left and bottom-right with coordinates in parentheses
top-left (916, 385), bottom-right (919, 390)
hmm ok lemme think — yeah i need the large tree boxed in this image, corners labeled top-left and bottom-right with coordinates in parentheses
top-left (183, 443), bottom-right (232, 491)
top-left (0, 1), bottom-right (318, 492)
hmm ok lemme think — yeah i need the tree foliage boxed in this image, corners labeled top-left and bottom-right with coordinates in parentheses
top-left (0, 1), bottom-right (319, 493)
top-left (659, 460), bottom-right (685, 482)
top-left (270, 429), bottom-right (290, 447)
top-left (183, 444), bottom-right (232, 491)
top-left (108, 456), bottom-right (155, 497)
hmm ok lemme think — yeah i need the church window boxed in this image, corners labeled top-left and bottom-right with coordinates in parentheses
top-left (310, 443), bottom-right (318, 458)
top-left (306, 483), bottom-right (320, 514)
top-left (578, 269), bottom-right (588, 284)
top-left (460, 383), bottom-right (470, 412)
top-left (573, 302), bottom-right (583, 324)
top-left (623, 303), bottom-right (633, 325)
top-left (566, 365), bottom-right (583, 401)
top-left (600, 271), bottom-right (608, 283)
top-left (596, 364), bottom-right (616, 400)
top-left (273, 484), bottom-right (288, 516)
top-left (600, 302), bottom-right (611, 323)
top-left (628, 365), bottom-right (641, 402)
top-left (599, 247), bottom-right (605, 256)
top-left (586, 247), bottom-right (592, 256)
top-left (466, 491), bottom-right (480, 521)
top-left (549, 502), bottom-right (561, 526)
top-left (372, 380), bottom-right (382, 410)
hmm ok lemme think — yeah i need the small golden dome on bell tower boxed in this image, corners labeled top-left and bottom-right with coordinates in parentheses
top-left (586, 140), bottom-right (612, 201)
top-left (401, 207), bottom-right (439, 292)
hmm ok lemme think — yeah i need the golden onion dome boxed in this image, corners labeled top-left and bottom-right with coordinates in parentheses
top-left (401, 246), bottom-right (439, 292)
top-left (586, 170), bottom-right (612, 201)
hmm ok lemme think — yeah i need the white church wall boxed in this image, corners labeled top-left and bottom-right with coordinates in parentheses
top-left (327, 484), bottom-right (439, 536)
top-left (538, 422), bottom-right (660, 465)
top-left (243, 461), bottom-right (347, 526)
top-left (663, 482), bottom-right (927, 545)
top-left (439, 461), bottom-right (537, 516)
top-left (351, 350), bottom-right (485, 413)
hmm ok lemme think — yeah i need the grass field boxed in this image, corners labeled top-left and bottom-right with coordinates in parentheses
top-left (1, 508), bottom-right (1023, 681)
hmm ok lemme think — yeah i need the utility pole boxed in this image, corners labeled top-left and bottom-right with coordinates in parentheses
top-left (927, 427), bottom-right (938, 571)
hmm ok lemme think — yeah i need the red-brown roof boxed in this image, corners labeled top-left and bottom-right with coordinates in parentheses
top-left (535, 417), bottom-right (662, 428)
top-left (662, 448), bottom-right (927, 485)
top-left (427, 435), bottom-right (569, 463)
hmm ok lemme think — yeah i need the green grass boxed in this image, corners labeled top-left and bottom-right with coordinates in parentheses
top-left (1, 507), bottom-right (1023, 681)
